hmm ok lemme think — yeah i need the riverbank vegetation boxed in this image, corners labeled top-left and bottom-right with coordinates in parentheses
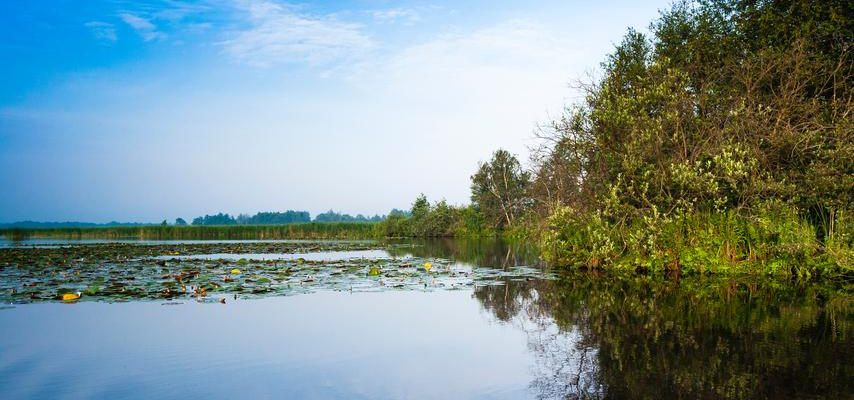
top-left (528, 0), bottom-right (852, 277)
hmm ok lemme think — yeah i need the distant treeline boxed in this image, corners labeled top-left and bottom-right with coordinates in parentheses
top-left (190, 211), bottom-right (310, 225)
top-left (1, 223), bottom-right (381, 241)
top-left (189, 210), bottom-right (411, 225)
top-left (316, 210), bottom-right (389, 223)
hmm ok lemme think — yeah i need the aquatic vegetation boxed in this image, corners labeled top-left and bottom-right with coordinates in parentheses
top-left (0, 242), bottom-right (552, 303)
top-left (60, 292), bottom-right (81, 302)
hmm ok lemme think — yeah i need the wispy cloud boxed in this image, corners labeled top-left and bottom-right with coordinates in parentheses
top-left (154, 0), bottom-right (212, 21)
top-left (119, 13), bottom-right (167, 41)
top-left (84, 21), bottom-right (117, 43)
top-left (369, 8), bottom-right (420, 24)
top-left (221, 0), bottom-right (374, 67)
top-left (350, 19), bottom-right (580, 88)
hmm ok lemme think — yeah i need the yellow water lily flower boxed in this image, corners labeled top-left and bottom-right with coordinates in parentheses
top-left (231, 268), bottom-right (242, 274)
top-left (61, 292), bottom-right (81, 302)
top-left (423, 262), bottom-right (433, 271)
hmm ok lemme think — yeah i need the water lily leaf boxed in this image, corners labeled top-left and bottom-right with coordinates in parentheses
top-left (83, 285), bottom-right (101, 295)
top-left (0, 241), bottom-right (553, 303)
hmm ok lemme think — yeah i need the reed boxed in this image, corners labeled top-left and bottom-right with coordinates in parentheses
top-left (0, 222), bottom-right (382, 241)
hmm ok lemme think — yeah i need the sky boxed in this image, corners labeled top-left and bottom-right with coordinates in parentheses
top-left (0, 0), bottom-right (671, 223)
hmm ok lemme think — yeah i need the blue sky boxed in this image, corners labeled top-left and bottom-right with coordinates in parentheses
top-left (0, 0), bottom-right (671, 222)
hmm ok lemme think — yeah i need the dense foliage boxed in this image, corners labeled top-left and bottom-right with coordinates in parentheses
top-left (529, 0), bottom-right (852, 276)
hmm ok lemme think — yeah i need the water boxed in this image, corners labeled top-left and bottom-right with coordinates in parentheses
top-left (153, 249), bottom-right (392, 261)
top-left (1, 291), bottom-right (536, 399)
top-left (0, 239), bottom-right (850, 399)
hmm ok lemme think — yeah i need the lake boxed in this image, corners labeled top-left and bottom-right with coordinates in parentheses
top-left (0, 238), bottom-right (850, 399)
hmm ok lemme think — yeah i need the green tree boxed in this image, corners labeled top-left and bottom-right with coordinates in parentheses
top-left (471, 149), bottom-right (531, 229)
top-left (409, 194), bottom-right (431, 236)
top-left (534, 0), bottom-right (852, 273)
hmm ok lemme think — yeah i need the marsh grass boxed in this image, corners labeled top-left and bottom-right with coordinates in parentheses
top-left (540, 204), bottom-right (853, 278)
top-left (1, 222), bottom-right (382, 241)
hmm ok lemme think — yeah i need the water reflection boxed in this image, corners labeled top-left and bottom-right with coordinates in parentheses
top-left (471, 273), bottom-right (853, 399)
top-left (387, 238), bottom-right (541, 269)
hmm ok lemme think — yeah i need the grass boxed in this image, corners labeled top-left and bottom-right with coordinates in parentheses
top-left (539, 204), bottom-right (854, 279)
top-left (0, 222), bottom-right (382, 241)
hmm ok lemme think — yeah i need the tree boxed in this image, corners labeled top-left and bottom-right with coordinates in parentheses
top-left (471, 149), bottom-right (531, 229)
top-left (426, 199), bottom-right (457, 236)
top-left (534, 0), bottom-right (852, 272)
top-left (236, 214), bottom-right (251, 224)
top-left (410, 194), bottom-right (430, 220)
top-left (175, 218), bottom-right (187, 226)
top-left (409, 194), bottom-right (431, 236)
top-left (314, 210), bottom-right (379, 223)
top-left (191, 213), bottom-right (236, 225)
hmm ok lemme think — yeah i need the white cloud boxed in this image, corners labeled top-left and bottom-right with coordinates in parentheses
top-left (119, 13), bottom-right (167, 41)
top-left (154, 0), bottom-right (212, 21)
top-left (84, 21), bottom-right (117, 43)
top-left (220, 0), bottom-right (374, 67)
top-left (369, 8), bottom-right (420, 24)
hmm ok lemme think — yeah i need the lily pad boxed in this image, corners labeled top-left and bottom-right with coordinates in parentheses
top-left (0, 241), bottom-right (553, 303)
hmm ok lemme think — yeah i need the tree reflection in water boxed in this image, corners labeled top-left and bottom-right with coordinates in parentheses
top-left (389, 238), bottom-right (851, 399)
top-left (475, 277), bottom-right (603, 399)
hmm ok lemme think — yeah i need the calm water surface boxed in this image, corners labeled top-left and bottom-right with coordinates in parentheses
top-left (0, 239), bottom-right (850, 399)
